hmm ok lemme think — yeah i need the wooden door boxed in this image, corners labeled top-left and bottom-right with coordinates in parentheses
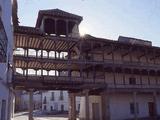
top-left (92, 103), bottom-right (100, 120)
top-left (148, 102), bottom-right (155, 117)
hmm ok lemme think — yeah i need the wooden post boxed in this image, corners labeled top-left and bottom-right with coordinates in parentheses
top-left (55, 19), bottom-right (57, 36)
top-left (66, 20), bottom-right (69, 37)
top-left (153, 91), bottom-right (158, 119)
top-left (29, 89), bottom-right (34, 120)
top-left (85, 90), bottom-right (90, 120)
top-left (68, 92), bottom-right (76, 120)
top-left (101, 91), bottom-right (110, 120)
top-left (133, 92), bottom-right (138, 120)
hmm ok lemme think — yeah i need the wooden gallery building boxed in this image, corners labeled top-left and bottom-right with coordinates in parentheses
top-left (13, 9), bottom-right (160, 120)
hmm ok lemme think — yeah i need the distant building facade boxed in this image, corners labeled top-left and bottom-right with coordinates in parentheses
top-left (15, 91), bottom-right (42, 112)
top-left (0, 0), bottom-right (13, 120)
top-left (42, 91), bottom-right (80, 113)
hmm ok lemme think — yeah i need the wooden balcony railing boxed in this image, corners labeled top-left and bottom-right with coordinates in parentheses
top-left (14, 54), bottom-right (160, 69)
top-left (13, 74), bottom-right (160, 90)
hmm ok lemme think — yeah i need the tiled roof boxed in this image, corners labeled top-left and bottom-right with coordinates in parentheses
top-left (36, 9), bottom-right (83, 27)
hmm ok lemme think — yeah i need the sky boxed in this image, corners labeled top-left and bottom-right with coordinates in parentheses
top-left (17, 0), bottom-right (160, 46)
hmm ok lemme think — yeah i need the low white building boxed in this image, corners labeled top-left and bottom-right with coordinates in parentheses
top-left (0, 0), bottom-right (14, 120)
top-left (42, 91), bottom-right (80, 113)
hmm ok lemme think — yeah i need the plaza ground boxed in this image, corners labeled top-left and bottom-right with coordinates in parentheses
top-left (14, 111), bottom-right (79, 120)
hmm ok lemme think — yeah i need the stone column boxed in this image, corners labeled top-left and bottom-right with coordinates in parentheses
top-left (29, 89), bottom-right (34, 120)
top-left (85, 90), bottom-right (90, 120)
top-left (133, 92), bottom-right (137, 120)
top-left (153, 91), bottom-right (158, 119)
top-left (101, 91), bottom-right (110, 120)
top-left (68, 92), bottom-right (76, 120)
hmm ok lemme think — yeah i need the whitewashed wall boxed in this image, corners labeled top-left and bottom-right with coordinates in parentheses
top-left (42, 91), bottom-right (80, 112)
top-left (0, 0), bottom-right (13, 119)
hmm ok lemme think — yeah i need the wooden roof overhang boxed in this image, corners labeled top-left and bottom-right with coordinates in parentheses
top-left (14, 26), bottom-right (79, 52)
top-left (81, 35), bottom-right (160, 56)
top-left (36, 9), bottom-right (83, 27)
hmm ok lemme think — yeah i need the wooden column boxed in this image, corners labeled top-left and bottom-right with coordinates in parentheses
top-left (55, 19), bottom-right (57, 36)
top-left (35, 70), bottom-right (38, 76)
top-left (101, 91), bottom-right (110, 120)
top-left (85, 90), bottom-right (90, 120)
top-left (140, 70), bottom-right (143, 87)
top-left (147, 70), bottom-right (150, 85)
top-left (66, 20), bottom-right (69, 37)
top-left (26, 48), bottom-right (29, 80)
top-left (47, 51), bottom-right (49, 58)
top-left (129, 47), bottom-right (133, 62)
top-left (68, 92), bottom-right (76, 120)
top-left (133, 92), bottom-right (138, 120)
top-left (36, 50), bottom-right (38, 58)
top-left (28, 89), bottom-right (34, 120)
top-left (67, 42), bottom-right (71, 80)
top-left (122, 69), bottom-right (126, 85)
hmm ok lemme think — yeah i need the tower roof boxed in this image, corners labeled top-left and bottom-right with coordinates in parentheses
top-left (36, 9), bottom-right (83, 28)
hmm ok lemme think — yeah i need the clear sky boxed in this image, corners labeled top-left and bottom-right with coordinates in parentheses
top-left (17, 0), bottom-right (160, 46)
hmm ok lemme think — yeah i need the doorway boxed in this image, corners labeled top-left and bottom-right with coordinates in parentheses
top-left (92, 103), bottom-right (100, 120)
top-left (148, 102), bottom-right (155, 117)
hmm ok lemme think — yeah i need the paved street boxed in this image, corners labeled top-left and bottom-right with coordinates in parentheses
top-left (14, 112), bottom-right (79, 120)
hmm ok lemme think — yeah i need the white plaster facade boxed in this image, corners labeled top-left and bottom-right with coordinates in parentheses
top-left (80, 93), bottom-right (160, 120)
top-left (42, 91), bottom-right (80, 113)
top-left (0, 0), bottom-right (13, 120)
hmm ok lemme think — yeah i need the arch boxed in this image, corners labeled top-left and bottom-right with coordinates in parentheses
top-left (15, 68), bottom-right (23, 74)
top-left (43, 50), bottom-right (48, 58)
top-left (49, 51), bottom-right (55, 58)
top-left (57, 20), bottom-right (67, 36)
top-left (37, 69), bottom-right (42, 75)
top-left (28, 49), bottom-right (36, 56)
top-left (28, 69), bottom-right (36, 75)
top-left (14, 48), bottom-right (25, 55)
top-left (44, 18), bottom-right (55, 35)
top-left (49, 70), bottom-right (55, 76)
top-left (43, 70), bottom-right (47, 75)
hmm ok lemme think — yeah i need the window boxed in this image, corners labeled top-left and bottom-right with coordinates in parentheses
top-left (129, 77), bottom-right (136, 85)
top-left (50, 106), bottom-right (53, 111)
top-left (44, 105), bottom-right (46, 110)
top-left (51, 92), bottom-right (54, 101)
top-left (43, 96), bottom-right (47, 104)
top-left (59, 91), bottom-right (64, 100)
top-left (130, 103), bottom-right (139, 114)
top-left (61, 104), bottom-right (64, 112)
